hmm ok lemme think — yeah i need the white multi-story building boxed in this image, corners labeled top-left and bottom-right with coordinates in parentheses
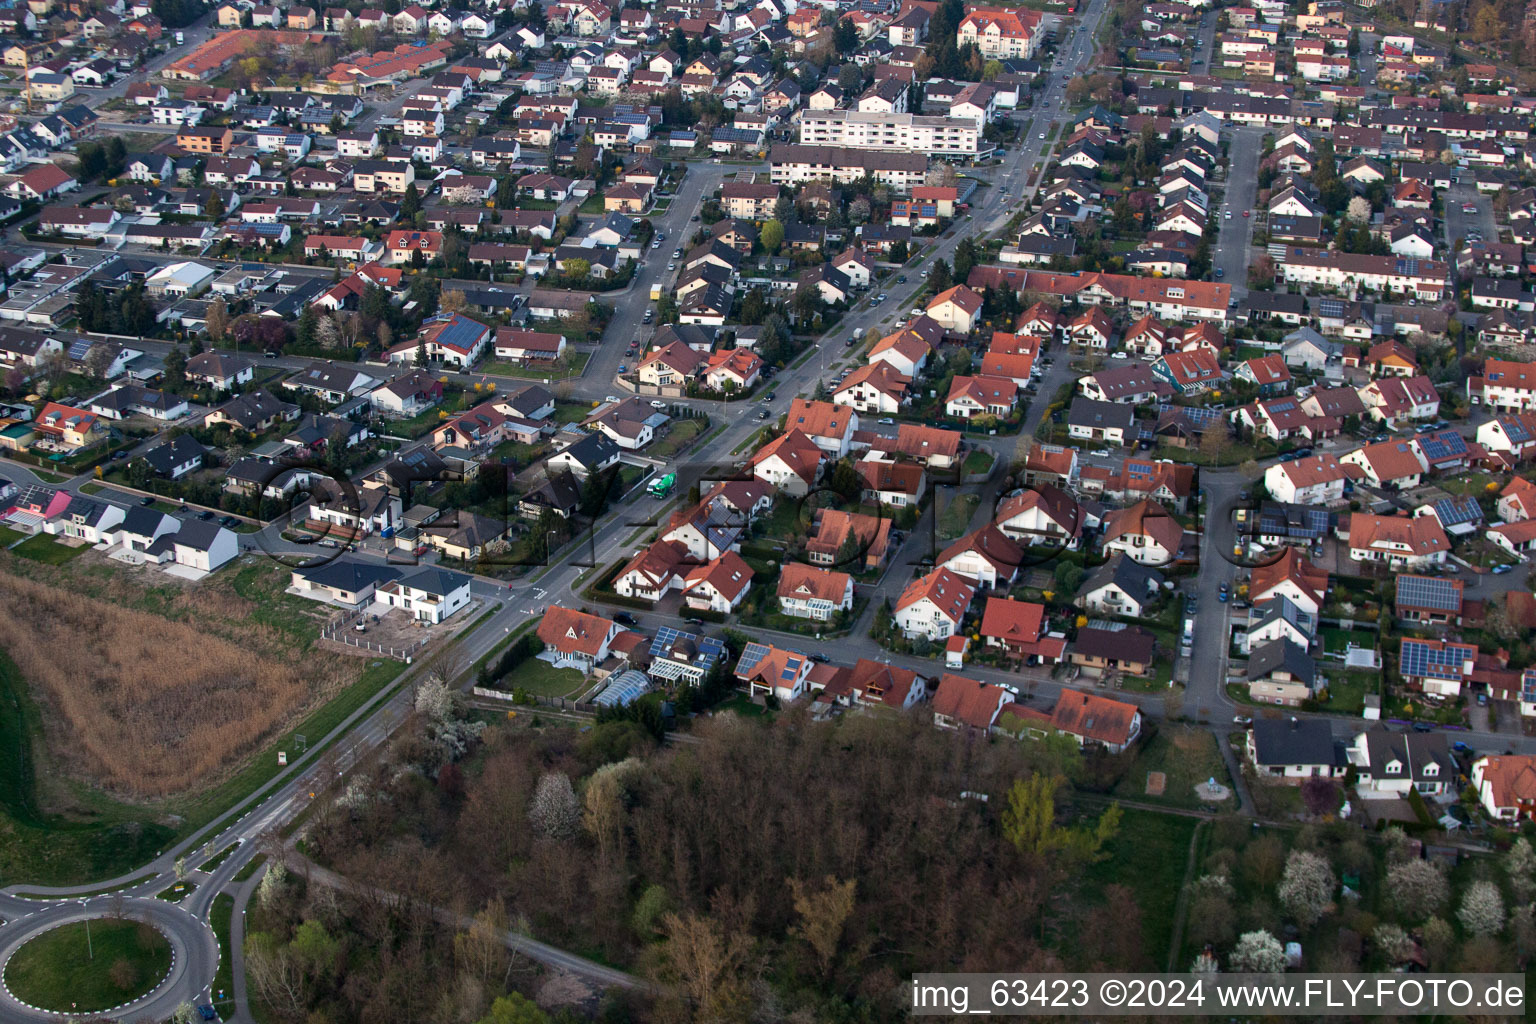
top-left (797, 110), bottom-right (983, 158)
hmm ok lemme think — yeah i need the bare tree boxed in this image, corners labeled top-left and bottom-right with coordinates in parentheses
top-left (205, 297), bottom-right (229, 343)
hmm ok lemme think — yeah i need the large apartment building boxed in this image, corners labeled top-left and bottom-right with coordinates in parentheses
top-left (796, 110), bottom-right (984, 158)
top-left (769, 145), bottom-right (929, 191)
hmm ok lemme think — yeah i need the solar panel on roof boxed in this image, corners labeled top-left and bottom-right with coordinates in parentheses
top-left (67, 338), bottom-right (93, 361)
top-left (1395, 575), bottom-right (1462, 613)
top-left (737, 641), bottom-right (770, 677)
top-left (1400, 639), bottom-right (1468, 680)
top-left (1419, 431), bottom-right (1468, 459)
top-left (1431, 497), bottom-right (1483, 528)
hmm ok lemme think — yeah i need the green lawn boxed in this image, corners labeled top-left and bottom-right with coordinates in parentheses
top-left (716, 692), bottom-right (769, 718)
top-left (2, 919), bottom-right (172, 1012)
top-left (1321, 627), bottom-right (1376, 657)
top-left (500, 656), bottom-right (586, 698)
top-left (11, 533), bottom-right (89, 564)
top-left (962, 449), bottom-right (995, 476)
top-left (210, 892), bottom-right (236, 1010)
top-left (649, 417), bottom-right (708, 460)
top-left (0, 525), bottom-right (27, 546)
top-left (578, 194), bottom-right (606, 214)
top-left (1434, 472), bottom-right (1497, 497)
top-left (389, 390), bottom-right (470, 439)
top-left (1320, 669), bottom-right (1378, 716)
top-left (488, 439), bottom-right (550, 466)
top-left (937, 492), bottom-right (980, 540)
top-left (1113, 726), bottom-right (1232, 810)
top-left (555, 400), bottom-right (594, 424)
top-left (480, 351), bottom-right (591, 379)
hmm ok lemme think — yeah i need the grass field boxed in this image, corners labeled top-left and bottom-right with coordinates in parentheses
top-left (1113, 726), bottom-right (1231, 810)
top-left (500, 656), bottom-right (586, 698)
top-left (1076, 806), bottom-right (1197, 970)
top-left (1320, 668), bottom-right (1377, 716)
top-left (2, 919), bottom-right (171, 1012)
top-left (0, 525), bottom-right (26, 546)
top-left (12, 534), bottom-right (89, 564)
top-left (479, 351), bottom-right (591, 379)
top-left (649, 417), bottom-right (708, 460)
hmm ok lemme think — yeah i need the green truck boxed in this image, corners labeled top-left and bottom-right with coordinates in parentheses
top-left (647, 472), bottom-right (676, 499)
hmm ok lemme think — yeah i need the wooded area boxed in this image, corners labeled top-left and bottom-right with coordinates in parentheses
top-left (290, 709), bottom-right (1137, 1023)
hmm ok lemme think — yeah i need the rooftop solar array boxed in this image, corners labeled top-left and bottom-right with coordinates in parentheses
top-left (1418, 431), bottom-right (1468, 461)
top-left (1431, 496), bottom-right (1483, 528)
top-left (649, 626), bottom-right (728, 667)
top-left (1395, 574), bottom-right (1463, 613)
top-left (1257, 506), bottom-right (1329, 539)
top-left (1400, 639), bottom-right (1470, 681)
top-left (1158, 403), bottom-right (1222, 427)
top-left (1504, 417), bottom-right (1535, 444)
top-left (736, 641), bottom-right (771, 677)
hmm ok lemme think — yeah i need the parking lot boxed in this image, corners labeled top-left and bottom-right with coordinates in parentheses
top-left (1443, 183), bottom-right (1497, 250)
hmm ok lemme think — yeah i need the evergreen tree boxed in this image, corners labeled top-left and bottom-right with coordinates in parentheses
top-left (927, 258), bottom-right (953, 293)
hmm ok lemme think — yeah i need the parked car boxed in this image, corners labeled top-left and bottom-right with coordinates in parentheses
top-left (604, 395), bottom-right (621, 404)
top-left (878, 417), bottom-right (895, 425)
top-left (1233, 715), bottom-right (1252, 726)
top-left (1492, 564), bottom-right (1515, 574)
top-left (614, 611), bottom-right (638, 626)
top-left (220, 516), bottom-right (239, 527)
top-left (651, 400), bottom-right (667, 409)
top-left (138, 495), bottom-right (155, 506)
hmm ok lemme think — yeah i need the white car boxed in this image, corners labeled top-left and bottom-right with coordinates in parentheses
top-left (604, 395), bottom-right (621, 404)
top-left (667, 263), bottom-right (676, 271)
top-left (650, 399), bottom-right (667, 409)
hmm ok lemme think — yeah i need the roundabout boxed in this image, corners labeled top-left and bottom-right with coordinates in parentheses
top-left (0, 897), bottom-right (216, 1022)
top-left (3, 918), bottom-right (171, 1014)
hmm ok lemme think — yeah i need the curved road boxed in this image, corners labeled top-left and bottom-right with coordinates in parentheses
top-left (0, 897), bottom-right (216, 1022)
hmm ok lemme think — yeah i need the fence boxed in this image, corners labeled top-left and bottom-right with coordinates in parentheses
top-left (321, 606), bottom-right (428, 660)
top-left (470, 687), bottom-right (599, 715)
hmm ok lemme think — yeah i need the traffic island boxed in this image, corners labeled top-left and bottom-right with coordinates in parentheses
top-left (1, 918), bottom-right (172, 1014)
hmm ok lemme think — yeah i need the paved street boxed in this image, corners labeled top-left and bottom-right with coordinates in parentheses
top-left (1214, 126), bottom-right (1264, 300)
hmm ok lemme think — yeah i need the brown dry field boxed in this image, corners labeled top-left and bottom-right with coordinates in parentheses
top-left (0, 557), bottom-right (352, 799)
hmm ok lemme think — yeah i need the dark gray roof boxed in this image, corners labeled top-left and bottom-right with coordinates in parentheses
top-left (1083, 552), bottom-right (1163, 603)
top-left (118, 505), bottom-right (173, 538)
top-left (396, 566), bottom-right (471, 596)
top-left (1246, 638), bottom-right (1317, 687)
top-left (1250, 717), bottom-right (1339, 767)
top-left (1068, 396), bottom-right (1136, 432)
top-left (172, 518), bottom-right (226, 551)
top-left (558, 430), bottom-right (618, 468)
top-left (141, 434), bottom-right (207, 475)
top-left (296, 559), bottom-right (402, 592)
